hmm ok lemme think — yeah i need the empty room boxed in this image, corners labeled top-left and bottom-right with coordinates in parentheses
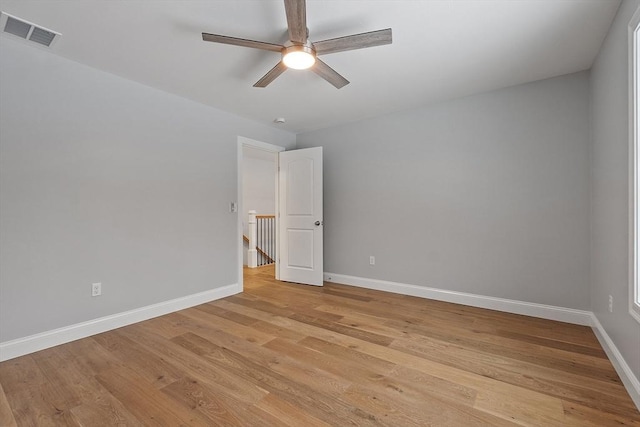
top-left (1, 0), bottom-right (639, 425)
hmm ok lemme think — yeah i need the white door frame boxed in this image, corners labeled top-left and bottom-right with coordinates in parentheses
top-left (237, 136), bottom-right (284, 290)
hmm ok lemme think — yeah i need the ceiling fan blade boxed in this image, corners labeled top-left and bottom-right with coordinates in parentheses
top-left (312, 59), bottom-right (349, 89)
top-left (254, 61), bottom-right (288, 88)
top-left (314, 28), bottom-right (392, 55)
top-left (284, 0), bottom-right (307, 44)
top-left (202, 33), bottom-right (283, 52)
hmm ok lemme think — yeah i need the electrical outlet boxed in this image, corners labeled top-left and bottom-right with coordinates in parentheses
top-left (369, 256), bottom-right (375, 265)
top-left (92, 282), bottom-right (102, 297)
top-left (608, 295), bottom-right (613, 313)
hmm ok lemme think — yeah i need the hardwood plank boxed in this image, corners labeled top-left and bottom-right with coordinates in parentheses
top-left (1, 265), bottom-right (638, 426)
top-left (561, 400), bottom-right (640, 427)
top-left (264, 337), bottom-right (395, 384)
top-left (386, 365), bottom-right (477, 408)
top-left (389, 334), bottom-right (639, 417)
top-left (473, 384), bottom-right (568, 426)
top-left (298, 336), bottom-right (397, 374)
top-left (322, 280), bottom-right (601, 347)
top-left (320, 308), bottom-right (610, 392)
top-left (160, 377), bottom-right (278, 427)
top-left (226, 293), bottom-right (295, 317)
top-left (134, 314), bottom-right (192, 339)
top-left (60, 336), bottom-right (122, 374)
top-left (194, 303), bottom-right (260, 326)
top-left (246, 287), bottom-right (346, 321)
top-left (173, 331), bottom-right (353, 397)
top-left (69, 392), bottom-right (143, 426)
top-left (95, 366), bottom-right (214, 426)
top-left (31, 345), bottom-right (104, 408)
top-left (254, 393), bottom-right (333, 427)
top-left (198, 342), bottom-right (386, 426)
top-left (343, 383), bottom-right (517, 427)
top-left (322, 287), bottom-right (373, 302)
top-left (2, 383), bottom-right (82, 426)
top-left (251, 319), bottom-right (308, 341)
top-left (382, 315), bottom-right (614, 370)
top-left (220, 292), bottom-right (638, 420)
top-left (0, 355), bottom-right (82, 426)
top-left (0, 382), bottom-right (17, 427)
top-left (291, 318), bottom-right (578, 425)
top-left (314, 299), bottom-right (432, 326)
top-left (290, 312), bottom-right (395, 346)
top-left (92, 330), bottom-right (182, 389)
top-left (0, 354), bottom-right (48, 390)
top-left (179, 303), bottom-right (275, 345)
top-left (341, 384), bottom-right (424, 427)
top-left (121, 325), bottom-right (270, 404)
top-left (496, 329), bottom-right (608, 358)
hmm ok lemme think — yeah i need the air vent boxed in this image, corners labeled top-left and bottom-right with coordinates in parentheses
top-left (1, 12), bottom-right (60, 47)
top-left (4, 16), bottom-right (30, 38)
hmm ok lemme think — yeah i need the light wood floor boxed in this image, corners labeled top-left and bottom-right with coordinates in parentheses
top-left (1, 266), bottom-right (639, 426)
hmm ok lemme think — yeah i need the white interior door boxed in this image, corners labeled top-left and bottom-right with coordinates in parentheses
top-left (278, 147), bottom-right (323, 286)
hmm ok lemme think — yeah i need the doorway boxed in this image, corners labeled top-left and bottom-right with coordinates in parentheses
top-left (237, 137), bottom-right (325, 289)
top-left (237, 136), bottom-right (283, 290)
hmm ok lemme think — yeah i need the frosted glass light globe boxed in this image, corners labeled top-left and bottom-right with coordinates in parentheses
top-left (282, 45), bottom-right (316, 70)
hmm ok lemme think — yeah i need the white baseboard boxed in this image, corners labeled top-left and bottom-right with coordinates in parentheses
top-left (590, 314), bottom-right (640, 410)
top-left (0, 283), bottom-right (241, 362)
top-left (324, 272), bottom-right (593, 325)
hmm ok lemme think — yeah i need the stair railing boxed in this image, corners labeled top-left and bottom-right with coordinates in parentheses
top-left (256, 214), bottom-right (276, 266)
top-left (246, 210), bottom-right (276, 268)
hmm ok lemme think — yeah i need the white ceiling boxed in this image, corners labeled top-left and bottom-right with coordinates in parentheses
top-left (0, 1), bottom-right (620, 133)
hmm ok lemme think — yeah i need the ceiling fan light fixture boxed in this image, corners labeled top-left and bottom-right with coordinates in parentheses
top-left (201, 0), bottom-right (392, 88)
top-left (282, 45), bottom-right (316, 70)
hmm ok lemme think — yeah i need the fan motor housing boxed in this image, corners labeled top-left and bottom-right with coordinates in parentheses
top-left (282, 42), bottom-right (316, 69)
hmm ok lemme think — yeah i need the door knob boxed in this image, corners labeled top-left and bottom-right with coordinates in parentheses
top-left (315, 221), bottom-right (322, 226)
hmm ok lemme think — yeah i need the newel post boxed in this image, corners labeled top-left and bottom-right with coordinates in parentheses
top-left (248, 210), bottom-right (258, 268)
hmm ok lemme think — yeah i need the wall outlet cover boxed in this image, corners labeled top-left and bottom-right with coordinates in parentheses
top-left (92, 283), bottom-right (102, 297)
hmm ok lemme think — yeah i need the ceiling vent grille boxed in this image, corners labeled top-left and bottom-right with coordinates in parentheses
top-left (1, 12), bottom-right (60, 47)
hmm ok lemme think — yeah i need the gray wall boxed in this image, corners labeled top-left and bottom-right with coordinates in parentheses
top-left (297, 71), bottom-right (591, 310)
top-left (590, 0), bottom-right (640, 381)
top-left (0, 37), bottom-right (295, 342)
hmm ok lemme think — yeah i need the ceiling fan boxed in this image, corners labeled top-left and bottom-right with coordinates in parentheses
top-left (201, 0), bottom-right (392, 89)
